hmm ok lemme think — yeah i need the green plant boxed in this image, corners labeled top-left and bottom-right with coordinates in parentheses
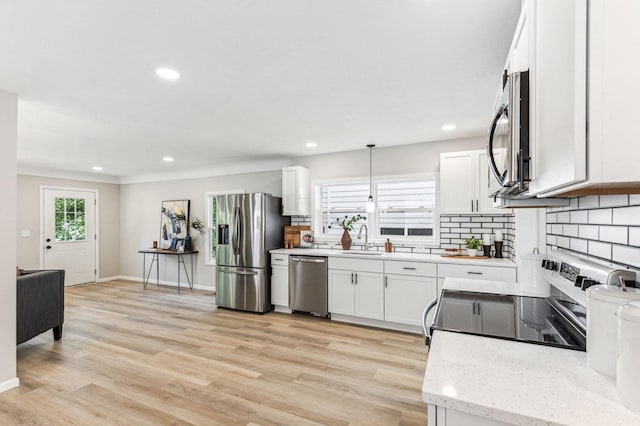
top-left (328, 214), bottom-right (365, 232)
top-left (190, 217), bottom-right (206, 235)
top-left (464, 236), bottom-right (482, 250)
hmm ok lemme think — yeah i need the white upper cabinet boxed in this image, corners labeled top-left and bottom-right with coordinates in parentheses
top-left (525, 0), bottom-right (640, 196)
top-left (440, 150), bottom-right (508, 214)
top-left (282, 166), bottom-right (309, 216)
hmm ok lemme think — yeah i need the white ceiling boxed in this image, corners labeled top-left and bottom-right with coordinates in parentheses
top-left (0, 0), bottom-right (520, 183)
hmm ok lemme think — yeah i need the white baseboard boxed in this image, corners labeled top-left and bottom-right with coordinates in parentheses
top-left (117, 275), bottom-right (215, 292)
top-left (97, 275), bottom-right (122, 283)
top-left (0, 377), bottom-right (19, 394)
top-left (330, 313), bottom-right (421, 335)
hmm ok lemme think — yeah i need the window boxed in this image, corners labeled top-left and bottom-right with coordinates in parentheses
top-left (316, 176), bottom-right (437, 243)
top-left (55, 197), bottom-right (86, 241)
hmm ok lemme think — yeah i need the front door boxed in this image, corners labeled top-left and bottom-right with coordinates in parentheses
top-left (43, 188), bottom-right (97, 285)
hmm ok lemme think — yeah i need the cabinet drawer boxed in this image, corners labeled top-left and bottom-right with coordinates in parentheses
top-left (328, 257), bottom-right (383, 273)
top-left (271, 254), bottom-right (289, 265)
top-left (438, 263), bottom-right (516, 282)
top-left (384, 260), bottom-right (436, 277)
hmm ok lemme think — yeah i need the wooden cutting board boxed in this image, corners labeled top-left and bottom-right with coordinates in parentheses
top-left (441, 255), bottom-right (489, 259)
top-left (284, 225), bottom-right (311, 248)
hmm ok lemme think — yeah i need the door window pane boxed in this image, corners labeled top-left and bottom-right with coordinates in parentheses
top-left (54, 197), bottom-right (87, 241)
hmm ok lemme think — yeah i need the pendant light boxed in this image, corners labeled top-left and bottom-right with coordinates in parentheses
top-left (366, 144), bottom-right (376, 212)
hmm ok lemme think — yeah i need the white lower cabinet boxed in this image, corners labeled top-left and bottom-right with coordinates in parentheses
top-left (328, 269), bottom-right (384, 320)
top-left (438, 263), bottom-right (517, 283)
top-left (384, 260), bottom-right (438, 327)
top-left (270, 254), bottom-right (289, 308)
top-left (328, 258), bottom-right (384, 321)
top-left (430, 405), bottom-right (510, 426)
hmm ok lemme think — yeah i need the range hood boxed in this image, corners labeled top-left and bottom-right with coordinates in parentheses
top-left (492, 194), bottom-right (570, 209)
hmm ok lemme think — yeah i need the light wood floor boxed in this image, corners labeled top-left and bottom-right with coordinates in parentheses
top-left (1, 280), bottom-right (428, 425)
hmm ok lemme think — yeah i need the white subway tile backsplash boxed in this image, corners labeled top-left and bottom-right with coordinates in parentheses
top-left (578, 225), bottom-right (599, 240)
top-left (613, 206), bottom-right (640, 226)
top-left (557, 236), bottom-right (570, 249)
top-left (450, 216), bottom-right (471, 222)
top-left (563, 225), bottom-right (579, 237)
top-left (588, 241), bottom-right (612, 259)
top-left (570, 238), bottom-right (588, 253)
top-left (612, 245), bottom-right (640, 269)
top-left (579, 196), bottom-right (599, 209)
top-left (599, 226), bottom-right (628, 244)
top-left (630, 228), bottom-right (640, 247)
top-left (570, 210), bottom-right (588, 224)
top-left (599, 195), bottom-right (629, 208)
top-left (588, 209), bottom-right (612, 225)
top-left (547, 195), bottom-right (640, 274)
top-left (471, 216), bottom-right (493, 222)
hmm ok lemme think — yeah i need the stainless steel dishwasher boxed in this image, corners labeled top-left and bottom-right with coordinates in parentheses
top-left (289, 256), bottom-right (328, 316)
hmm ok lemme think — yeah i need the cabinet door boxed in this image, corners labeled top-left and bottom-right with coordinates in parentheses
top-left (354, 272), bottom-right (384, 320)
top-left (529, 0), bottom-right (587, 195)
top-left (271, 265), bottom-right (289, 306)
top-left (478, 298), bottom-right (517, 338)
top-left (328, 269), bottom-right (355, 316)
top-left (440, 152), bottom-right (475, 214)
top-left (385, 275), bottom-right (438, 326)
top-left (477, 151), bottom-right (510, 214)
top-left (282, 167), bottom-right (298, 215)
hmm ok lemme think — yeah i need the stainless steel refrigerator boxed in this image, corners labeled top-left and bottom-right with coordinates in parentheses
top-left (216, 193), bottom-right (289, 313)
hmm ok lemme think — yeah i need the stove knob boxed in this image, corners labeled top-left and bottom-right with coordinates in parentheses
top-left (546, 261), bottom-right (558, 271)
top-left (541, 260), bottom-right (548, 268)
top-left (575, 275), bottom-right (587, 288)
top-left (582, 279), bottom-right (598, 290)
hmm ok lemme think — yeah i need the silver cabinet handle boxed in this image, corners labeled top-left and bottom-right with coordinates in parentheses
top-left (351, 272), bottom-right (354, 284)
top-left (471, 200), bottom-right (474, 212)
top-left (477, 302), bottom-right (481, 316)
top-left (402, 267), bottom-right (417, 270)
top-left (422, 297), bottom-right (439, 344)
top-left (354, 273), bottom-right (358, 285)
top-left (384, 275), bottom-right (388, 288)
top-left (472, 301), bottom-right (476, 315)
top-left (467, 271), bottom-right (483, 275)
top-left (272, 257), bottom-right (285, 262)
top-left (476, 199), bottom-right (479, 212)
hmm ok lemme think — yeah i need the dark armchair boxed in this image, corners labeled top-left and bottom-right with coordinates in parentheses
top-left (16, 270), bottom-right (65, 345)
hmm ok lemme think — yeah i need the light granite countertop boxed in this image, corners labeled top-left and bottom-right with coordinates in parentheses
top-left (269, 248), bottom-right (517, 268)
top-left (421, 277), bottom-right (640, 425)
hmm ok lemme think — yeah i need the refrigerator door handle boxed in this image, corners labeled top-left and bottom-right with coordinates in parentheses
top-left (219, 267), bottom-right (258, 276)
top-left (232, 206), bottom-right (241, 255)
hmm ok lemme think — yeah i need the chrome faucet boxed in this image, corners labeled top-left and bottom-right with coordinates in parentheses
top-left (357, 224), bottom-right (369, 251)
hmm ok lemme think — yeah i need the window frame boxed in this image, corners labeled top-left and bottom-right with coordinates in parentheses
top-left (312, 173), bottom-right (440, 247)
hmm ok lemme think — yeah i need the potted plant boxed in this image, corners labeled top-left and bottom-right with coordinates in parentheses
top-left (328, 214), bottom-right (365, 250)
top-left (464, 236), bottom-right (482, 257)
top-left (174, 214), bottom-right (206, 251)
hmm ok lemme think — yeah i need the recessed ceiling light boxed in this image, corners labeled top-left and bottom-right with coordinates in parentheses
top-left (163, 156), bottom-right (174, 162)
top-left (442, 124), bottom-right (456, 131)
top-left (92, 166), bottom-right (103, 171)
top-left (155, 67), bottom-right (180, 80)
top-left (305, 141), bottom-right (317, 148)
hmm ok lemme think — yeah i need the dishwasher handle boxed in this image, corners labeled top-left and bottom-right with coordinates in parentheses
top-left (290, 256), bottom-right (327, 264)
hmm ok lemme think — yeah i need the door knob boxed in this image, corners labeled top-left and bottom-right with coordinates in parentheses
top-left (46, 245), bottom-right (52, 249)
top-left (46, 238), bottom-right (51, 242)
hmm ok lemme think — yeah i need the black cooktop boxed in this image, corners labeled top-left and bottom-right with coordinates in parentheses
top-left (430, 289), bottom-right (587, 351)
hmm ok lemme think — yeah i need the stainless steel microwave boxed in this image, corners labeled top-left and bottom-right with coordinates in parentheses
top-left (487, 70), bottom-right (530, 197)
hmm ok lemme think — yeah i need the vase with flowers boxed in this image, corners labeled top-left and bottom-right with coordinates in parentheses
top-left (329, 214), bottom-right (365, 250)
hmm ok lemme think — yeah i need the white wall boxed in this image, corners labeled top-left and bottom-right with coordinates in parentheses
top-left (16, 175), bottom-right (121, 278)
top-left (0, 90), bottom-right (18, 392)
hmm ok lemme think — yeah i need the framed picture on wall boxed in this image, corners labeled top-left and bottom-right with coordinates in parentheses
top-left (160, 200), bottom-right (190, 249)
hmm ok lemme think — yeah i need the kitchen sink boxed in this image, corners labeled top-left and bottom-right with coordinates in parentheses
top-left (340, 251), bottom-right (384, 256)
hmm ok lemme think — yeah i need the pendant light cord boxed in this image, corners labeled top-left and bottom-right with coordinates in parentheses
top-left (367, 144), bottom-right (375, 199)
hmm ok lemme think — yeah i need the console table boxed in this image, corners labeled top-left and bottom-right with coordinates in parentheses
top-left (138, 249), bottom-right (198, 293)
